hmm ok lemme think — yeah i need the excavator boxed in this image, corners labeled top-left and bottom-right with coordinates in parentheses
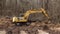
top-left (12, 8), bottom-right (50, 25)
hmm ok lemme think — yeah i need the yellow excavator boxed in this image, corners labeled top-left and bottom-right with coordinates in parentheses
top-left (12, 8), bottom-right (50, 25)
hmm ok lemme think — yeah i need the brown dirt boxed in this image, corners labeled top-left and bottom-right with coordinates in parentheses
top-left (0, 17), bottom-right (60, 34)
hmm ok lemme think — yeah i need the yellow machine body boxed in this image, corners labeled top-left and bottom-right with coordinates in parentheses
top-left (13, 17), bottom-right (27, 22)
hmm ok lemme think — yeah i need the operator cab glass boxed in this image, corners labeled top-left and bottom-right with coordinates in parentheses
top-left (18, 17), bottom-right (24, 20)
top-left (19, 13), bottom-right (24, 17)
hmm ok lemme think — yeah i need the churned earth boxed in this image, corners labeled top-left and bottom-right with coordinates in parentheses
top-left (0, 17), bottom-right (60, 34)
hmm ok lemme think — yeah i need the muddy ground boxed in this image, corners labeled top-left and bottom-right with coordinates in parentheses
top-left (0, 17), bottom-right (60, 34)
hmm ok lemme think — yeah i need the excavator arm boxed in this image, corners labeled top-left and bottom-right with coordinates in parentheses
top-left (40, 8), bottom-right (49, 19)
top-left (23, 8), bottom-right (49, 19)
